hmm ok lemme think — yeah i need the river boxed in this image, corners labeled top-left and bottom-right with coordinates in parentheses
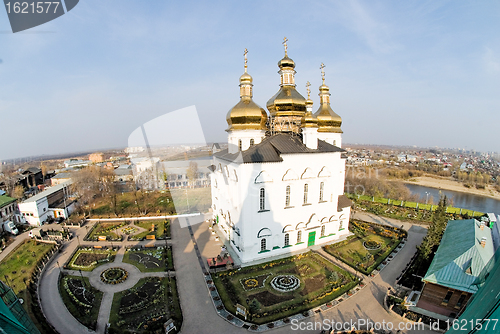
top-left (405, 183), bottom-right (500, 214)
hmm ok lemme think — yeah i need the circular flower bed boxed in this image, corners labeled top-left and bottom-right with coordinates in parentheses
top-left (363, 240), bottom-right (381, 250)
top-left (270, 275), bottom-right (300, 293)
top-left (100, 267), bottom-right (128, 284)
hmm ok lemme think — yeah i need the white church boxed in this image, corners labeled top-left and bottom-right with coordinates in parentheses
top-left (211, 41), bottom-right (352, 264)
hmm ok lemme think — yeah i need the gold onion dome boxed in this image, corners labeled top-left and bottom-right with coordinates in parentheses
top-left (266, 38), bottom-right (306, 117)
top-left (226, 49), bottom-right (267, 131)
top-left (301, 110), bottom-right (318, 128)
top-left (302, 82), bottom-right (317, 128)
top-left (314, 64), bottom-right (342, 133)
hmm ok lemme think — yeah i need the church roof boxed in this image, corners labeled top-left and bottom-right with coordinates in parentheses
top-left (214, 133), bottom-right (344, 164)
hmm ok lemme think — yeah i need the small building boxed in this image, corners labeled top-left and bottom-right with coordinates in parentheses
top-left (413, 219), bottom-right (495, 319)
top-left (0, 193), bottom-right (24, 234)
top-left (64, 159), bottom-right (91, 169)
top-left (18, 181), bottom-right (75, 226)
top-left (89, 152), bottom-right (105, 163)
top-left (50, 172), bottom-right (72, 186)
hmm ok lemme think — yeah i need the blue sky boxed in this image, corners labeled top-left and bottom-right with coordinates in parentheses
top-left (1, 0), bottom-right (499, 160)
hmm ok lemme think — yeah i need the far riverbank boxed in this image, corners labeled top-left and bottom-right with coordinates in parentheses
top-left (403, 176), bottom-right (500, 201)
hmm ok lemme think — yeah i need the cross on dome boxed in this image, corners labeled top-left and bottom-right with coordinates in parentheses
top-left (244, 48), bottom-right (248, 72)
top-left (283, 37), bottom-right (288, 56)
top-left (320, 63), bottom-right (326, 84)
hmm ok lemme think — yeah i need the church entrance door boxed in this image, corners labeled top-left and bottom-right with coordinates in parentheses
top-left (307, 231), bottom-right (316, 247)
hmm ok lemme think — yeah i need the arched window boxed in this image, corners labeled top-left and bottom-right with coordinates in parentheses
top-left (285, 185), bottom-right (291, 207)
top-left (319, 182), bottom-right (324, 202)
top-left (297, 230), bottom-right (302, 243)
top-left (333, 140), bottom-right (337, 146)
top-left (238, 139), bottom-right (242, 151)
top-left (259, 188), bottom-right (265, 211)
top-left (321, 225), bottom-right (326, 237)
top-left (261, 238), bottom-right (266, 251)
top-left (250, 139), bottom-right (254, 146)
top-left (303, 184), bottom-right (309, 204)
top-left (339, 221), bottom-right (343, 230)
top-left (284, 233), bottom-right (289, 246)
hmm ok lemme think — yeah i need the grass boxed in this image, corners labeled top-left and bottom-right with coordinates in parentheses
top-left (212, 252), bottom-right (357, 324)
top-left (89, 191), bottom-right (176, 218)
top-left (86, 222), bottom-right (124, 241)
top-left (122, 247), bottom-right (173, 272)
top-left (129, 220), bottom-right (170, 240)
top-left (58, 274), bottom-right (103, 330)
top-left (325, 221), bottom-right (403, 275)
top-left (0, 240), bottom-right (55, 295)
top-left (109, 277), bottom-right (182, 334)
top-left (169, 187), bottom-right (211, 214)
top-left (348, 193), bottom-right (484, 219)
top-left (66, 247), bottom-right (117, 271)
top-left (0, 240), bottom-right (58, 334)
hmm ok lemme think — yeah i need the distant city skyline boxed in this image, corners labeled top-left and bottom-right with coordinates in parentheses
top-left (1, 1), bottom-right (499, 160)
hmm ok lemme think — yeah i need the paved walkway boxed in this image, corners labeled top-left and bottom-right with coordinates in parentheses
top-left (32, 212), bottom-right (437, 334)
top-left (37, 220), bottom-right (174, 334)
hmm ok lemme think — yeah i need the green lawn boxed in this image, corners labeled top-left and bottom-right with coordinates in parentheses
top-left (58, 274), bottom-right (102, 330)
top-left (108, 277), bottom-right (182, 334)
top-left (0, 240), bottom-right (55, 295)
top-left (128, 220), bottom-right (170, 240)
top-left (324, 221), bottom-right (403, 274)
top-left (212, 252), bottom-right (357, 324)
top-left (122, 247), bottom-right (173, 272)
top-left (86, 222), bottom-right (124, 241)
top-left (66, 247), bottom-right (117, 271)
top-left (169, 187), bottom-right (211, 214)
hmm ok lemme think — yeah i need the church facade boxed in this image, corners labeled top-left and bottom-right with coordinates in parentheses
top-left (211, 42), bottom-right (352, 264)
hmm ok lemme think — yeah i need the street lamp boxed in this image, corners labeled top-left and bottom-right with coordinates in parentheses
top-left (425, 192), bottom-right (430, 204)
top-left (56, 260), bottom-right (62, 274)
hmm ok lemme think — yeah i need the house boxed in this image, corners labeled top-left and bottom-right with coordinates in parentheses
top-left (18, 181), bottom-right (75, 226)
top-left (0, 192), bottom-right (24, 234)
top-left (50, 172), bottom-right (72, 186)
top-left (211, 45), bottom-right (351, 264)
top-left (413, 219), bottom-right (495, 319)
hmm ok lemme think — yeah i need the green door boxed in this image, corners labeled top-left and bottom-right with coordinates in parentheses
top-left (307, 231), bottom-right (316, 247)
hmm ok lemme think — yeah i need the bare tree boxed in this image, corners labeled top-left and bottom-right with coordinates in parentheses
top-left (186, 161), bottom-right (198, 188)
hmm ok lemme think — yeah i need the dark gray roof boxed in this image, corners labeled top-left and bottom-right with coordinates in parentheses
top-left (215, 133), bottom-right (344, 164)
top-left (337, 195), bottom-right (353, 211)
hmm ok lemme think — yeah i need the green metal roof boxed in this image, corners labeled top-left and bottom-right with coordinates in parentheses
top-left (446, 248), bottom-right (500, 334)
top-left (423, 219), bottom-right (494, 294)
top-left (0, 195), bottom-right (16, 209)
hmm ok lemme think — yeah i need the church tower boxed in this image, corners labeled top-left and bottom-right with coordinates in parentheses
top-left (301, 81), bottom-right (319, 149)
top-left (314, 63), bottom-right (343, 147)
top-left (266, 37), bottom-right (307, 135)
top-left (226, 49), bottom-right (268, 154)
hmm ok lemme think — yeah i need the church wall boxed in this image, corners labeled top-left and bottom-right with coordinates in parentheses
top-left (211, 150), bottom-right (351, 264)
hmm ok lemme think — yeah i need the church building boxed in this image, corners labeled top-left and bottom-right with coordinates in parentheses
top-left (211, 40), bottom-right (352, 264)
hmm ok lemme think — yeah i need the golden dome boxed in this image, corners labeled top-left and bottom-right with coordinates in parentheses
top-left (226, 98), bottom-right (268, 131)
top-left (315, 103), bottom-right (342, 133)
top-left (266, 86), bottom-right (306, 116)
top-left (301, 110), bottom-right (318, 128)
top-left (240, 72), bottom-right (252, 83)
top-left (227, 49), bottom-right (267, 132)
top-left (278, 56), bottom-right (295, 69)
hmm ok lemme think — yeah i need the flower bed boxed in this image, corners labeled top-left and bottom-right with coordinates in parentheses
top-left (67, 247), bottom-right (116, 271)
top-left (270, 275), bottom-right (300, 293)
top-left (212, 252), bottom-right (357, 325)
top-left (100, 267), bottom-right (128, 284)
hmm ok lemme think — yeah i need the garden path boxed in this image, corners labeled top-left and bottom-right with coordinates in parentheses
top-left (38, 219), bottom-right (176, 334)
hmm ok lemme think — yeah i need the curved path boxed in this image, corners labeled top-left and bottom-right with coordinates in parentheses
top-left (38, 220), bottom-right (172, 334)
top-left (35, 212), bottom-right (438, 334)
